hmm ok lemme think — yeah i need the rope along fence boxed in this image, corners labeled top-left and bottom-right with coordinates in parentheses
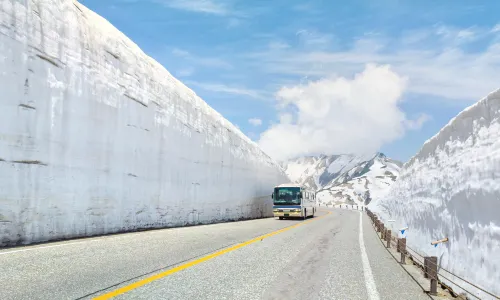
top-left (365, 208), bottom-right (499, 300)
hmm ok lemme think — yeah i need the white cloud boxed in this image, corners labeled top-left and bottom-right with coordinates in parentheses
top-left (248, 118), bottom-right (262, 126)
top-left (434, 25), bottom-right (481, 45)
top-left (268, 41), bottom-right (290, 50)
top-left (161, 0), bottom-right (229, 15)
top-left (176, 67), bottom-right (195, 77)
top-left (186, 81), bottom-right (266, 99)
top-left (404, 113), bottom-right (431, 130)
top-left (245, 27), bottom-right (500, 101)
top-left (247, 132), bottom-right (257, 140)
top-left (171, 48), bottom-right (232, 69)
top-left (257, 64), bottom-right (427, 161)
top-left (295, 29), bottom-right (334, 49)
top-left (457, 29), bottom-right (475, 40)
top-left (400, 29), bottom-right (432, 45)
top-left (492, 24), bottom-right (500, 33)
top-left (172, 48), bottom-right (190, 57)
top-left (279, 113), bottom-right (293, 124)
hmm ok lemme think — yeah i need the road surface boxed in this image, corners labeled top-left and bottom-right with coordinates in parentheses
top-left (0, 209), bottom-right (430, 300)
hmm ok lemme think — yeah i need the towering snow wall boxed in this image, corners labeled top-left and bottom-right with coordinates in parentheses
top-left (0, 0), bottom-right (288, 246)
top-left (369, 89), bottom-right (500, 298)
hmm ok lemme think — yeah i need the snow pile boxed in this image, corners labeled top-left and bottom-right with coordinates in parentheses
top-left (369, 89), bottom-right (500, 299)
top-left (0, 0), bottom-right (288, 246)
top-left (282, 153), bottom-right (401, 205)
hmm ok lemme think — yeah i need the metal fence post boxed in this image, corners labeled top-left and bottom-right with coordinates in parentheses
top-left (429, 256), bottom-right (438, 296)
top-left (386, 230), bottom-right (391, 248)
top-left (400, 238), bottom-right (406, 264)
top-left (424, 257), bottom-right (429, 278)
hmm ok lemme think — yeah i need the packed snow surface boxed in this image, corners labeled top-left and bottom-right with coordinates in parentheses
top-left (369, 89), bottom-right (500, 299)
top-left (0, 0), bottom-right (288, 246)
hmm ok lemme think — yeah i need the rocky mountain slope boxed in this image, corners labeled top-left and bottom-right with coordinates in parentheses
top-left (281, 153), bottom-right (402, 205)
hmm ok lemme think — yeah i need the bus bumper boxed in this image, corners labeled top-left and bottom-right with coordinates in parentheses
top-left (273, 210), bottom-right (303, 218)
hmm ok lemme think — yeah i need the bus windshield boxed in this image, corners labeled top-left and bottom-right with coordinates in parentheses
top-left (274, 187), bottom-right (301, 205)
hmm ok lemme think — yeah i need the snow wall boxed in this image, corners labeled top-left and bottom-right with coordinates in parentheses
top-left (369, 89), bottom-right (500, 299)
top-left (0, 0), bottom-right (288, 246)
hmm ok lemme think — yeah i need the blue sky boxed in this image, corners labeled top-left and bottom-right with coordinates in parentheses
top-left (81, 0), bottom-right (500, 162)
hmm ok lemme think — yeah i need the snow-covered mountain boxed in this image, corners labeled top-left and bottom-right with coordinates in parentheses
top-left (369, 88), bottom-right (500, 299)
top-left (281, 153), bottom-right (402, 205)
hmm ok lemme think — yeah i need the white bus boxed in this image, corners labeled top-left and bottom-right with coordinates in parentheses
top-left (271, 183), bottom-right (317, 220)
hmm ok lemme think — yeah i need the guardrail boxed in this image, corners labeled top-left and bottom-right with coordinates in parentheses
top-left (365, 208), bottom-right (499, 300)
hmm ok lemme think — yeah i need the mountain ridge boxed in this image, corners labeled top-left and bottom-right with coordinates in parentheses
top-left (280, 152), bottom-right (402, 206)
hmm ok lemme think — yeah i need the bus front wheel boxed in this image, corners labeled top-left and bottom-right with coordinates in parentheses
top-left (279, 217), bottom-right (283, 220)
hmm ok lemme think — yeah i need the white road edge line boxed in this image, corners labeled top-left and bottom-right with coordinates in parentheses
top-left (359, 212), bottom-right (381, 300)
top-left (0, 239), bottom-right (101, 256)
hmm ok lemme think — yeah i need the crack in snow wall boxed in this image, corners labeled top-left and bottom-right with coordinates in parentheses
top-left (369, 89), bottom-right (500, 299)
top-left (0, 0), bottom-right (288, 246)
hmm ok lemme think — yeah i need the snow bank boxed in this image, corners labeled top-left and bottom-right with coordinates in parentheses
top-left (0, 0), bottom-right (288, 246)
top-left (369, 89), bottom-right (500, 299)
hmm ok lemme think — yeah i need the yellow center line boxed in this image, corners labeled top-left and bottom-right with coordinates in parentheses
top-left (93, 210), bottom-right (332, 299)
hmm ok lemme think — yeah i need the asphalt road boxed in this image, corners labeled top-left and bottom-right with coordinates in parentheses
top-left (0, 209), bottom-right (430, 300)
